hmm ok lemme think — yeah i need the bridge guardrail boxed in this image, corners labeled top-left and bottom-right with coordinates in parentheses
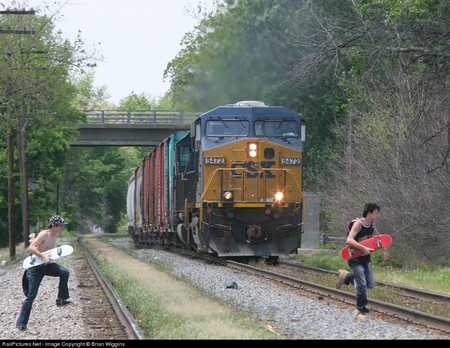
top-left (84, 110), bottom-right (201, 125)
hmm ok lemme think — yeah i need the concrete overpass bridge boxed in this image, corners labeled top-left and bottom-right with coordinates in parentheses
top-left (71, 110), bottom-right (201, 146)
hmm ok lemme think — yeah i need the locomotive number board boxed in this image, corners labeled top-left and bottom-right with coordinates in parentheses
top-left (281, 157), bottom-right (302, 165)
top-left (205, 157), bottom-right (226, 164)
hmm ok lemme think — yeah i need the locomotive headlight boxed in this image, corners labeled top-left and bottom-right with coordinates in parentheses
top-left (223, 190), bottom-right (234, 202)
top-left (275, 192), bottom-right (284, 201)
top-left (248, 143), bottom-right (258, 158)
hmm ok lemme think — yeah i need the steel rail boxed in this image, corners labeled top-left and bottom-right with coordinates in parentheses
top-left (228, 260), bottom-right (450, 333)
top-left (78, 240), bottom-right (146, 340)
top-left (279, 261), bottom-right (450, 305)
top-left (143, 245), bottom-right (450, 333)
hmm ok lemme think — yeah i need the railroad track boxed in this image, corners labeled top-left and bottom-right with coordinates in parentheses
top-left (276, 261), bottom-right (450, 317)
top-left (11, 235), bottom-right (446, 339)
top-left (77, 238), bottom-right (450, 336)
top-left (161, 246), bottom-right (450, 334)
top-left (75, 238), bottom-right (145, 339)
top-left (232, 261), bottom-right (450, 333)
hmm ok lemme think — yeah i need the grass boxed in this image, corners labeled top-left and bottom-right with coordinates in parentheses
top-left (102, 262), bottom-right (277, 339)
top-left (4, 233), bottom-right (449, 337)
top-left (84, 236), bottom-right (279, 339)
top-left (379, 267), bottom-right (450, 293)
top-left (289, 248), bottom-right (450, 294)
top-left (4, 234), bottom-right (450, 297)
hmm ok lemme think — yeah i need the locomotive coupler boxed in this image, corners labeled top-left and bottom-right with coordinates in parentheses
top-left (246, 225), bottom-right (262, 243)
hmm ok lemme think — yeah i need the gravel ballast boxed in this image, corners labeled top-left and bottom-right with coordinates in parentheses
top-left (114, 239), bottom-right (447, 339)
top-left (1, 237), bottom-right (447, 340)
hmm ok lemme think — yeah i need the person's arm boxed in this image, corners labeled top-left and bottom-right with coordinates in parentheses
top-left (373, 225), bottom-right (390, 260)
top-left (28, 233), bottom-right (51, 264)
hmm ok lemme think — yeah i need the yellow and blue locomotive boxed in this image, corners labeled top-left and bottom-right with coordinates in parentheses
top-left (128, 101), bottom-right (306, 259)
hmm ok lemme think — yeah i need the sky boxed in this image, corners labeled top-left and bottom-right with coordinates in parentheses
top-left (26, 0), bottom-right (213, 105)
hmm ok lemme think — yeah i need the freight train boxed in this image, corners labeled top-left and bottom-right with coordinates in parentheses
top-left (127, 101), bottom-right (306, 259)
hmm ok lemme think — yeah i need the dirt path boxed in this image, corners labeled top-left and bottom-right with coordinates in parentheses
top-left (84, 237), bottom-right (262, 339)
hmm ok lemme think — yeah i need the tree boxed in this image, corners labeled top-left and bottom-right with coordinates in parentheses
top-left (0, 0), bottom-right (99, 254)
top-left (161, 0), bottom-right (450, 264)
top-left (163, 0), bottom-right (349, 190)
top-left (287, 0), bottom-right (450, 264)
top-left (164, 0), bottom-right (298, 110)
top-left (71, 70), bottom-right (114, 111)
top-left (60, 146), bottom-right (141, 233)
top-left (118, 91), bottom-right (158, 111)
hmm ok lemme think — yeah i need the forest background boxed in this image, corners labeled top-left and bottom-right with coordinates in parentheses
top-left (1, 0), bottom-right (449, 267)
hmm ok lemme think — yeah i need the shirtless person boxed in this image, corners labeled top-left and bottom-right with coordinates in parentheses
top-left (16, 215), bottom-right (72, 331)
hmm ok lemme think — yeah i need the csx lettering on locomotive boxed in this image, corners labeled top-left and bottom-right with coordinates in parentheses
top-left (231, 161), bottom-right (276, 178)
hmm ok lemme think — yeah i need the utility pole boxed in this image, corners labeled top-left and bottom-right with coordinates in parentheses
top-left (0, 8), bottom-right (36, 258)
top-left (18, 98), bottom-right (30, 249)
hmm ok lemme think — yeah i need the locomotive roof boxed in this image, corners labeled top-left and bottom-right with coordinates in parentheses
top-left (201, 101), bottom-right (301, 120)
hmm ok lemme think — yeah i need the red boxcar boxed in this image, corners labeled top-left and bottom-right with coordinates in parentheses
top-left (140, 138), bottom-right (169, 242)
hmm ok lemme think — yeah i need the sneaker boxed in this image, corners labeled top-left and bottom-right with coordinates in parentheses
top-left (16, 322), bottom-right (27, 331)
top-left (354, 309), bottom-right (368, 320)
top-left (56, 299), bottom-right (73, 307)
top-left (359, 306), bottom-right (370, 314)
top-left (336, 269), bottom-right (349, 289)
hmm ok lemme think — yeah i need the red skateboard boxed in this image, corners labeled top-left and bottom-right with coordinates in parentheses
top-left (341, 234), bottom-right (392, 260)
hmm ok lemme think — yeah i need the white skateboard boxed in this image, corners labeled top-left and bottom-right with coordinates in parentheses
top-left (22, 245), bottom-right (74, 269)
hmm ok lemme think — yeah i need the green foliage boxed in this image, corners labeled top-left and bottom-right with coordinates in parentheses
top-left (164, 0), bottom-right (300, 110)
top-left (371, 0), bottom-right (440, 26)
top-left (100, 258), bottom-right (277, 339)
top-left (291, 248), bottom-right (418, 275)
top-left (380, 266), bottom-right (450, 293)
top-left (55, 142), bottom-right (149, 234)
top-left (71, 70), bottom-right (113, 110)
top-left (0, 2), bottom-right (98, 248)
top-left (164, 0), bottom-right (350, 191)
top-left (3, 0), bottom-right (450, 266)
top-left (60, 147), bottom-right (134, 232)
top-left (290, 251), bottom-right (348, 271)
top-left (118, 92), bottom-right (158, 111)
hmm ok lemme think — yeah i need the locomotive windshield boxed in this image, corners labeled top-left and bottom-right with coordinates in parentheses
top-left (206, 120), bottom-right (250, 136)
top-left (255, 120), bottom-right (298, 137)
